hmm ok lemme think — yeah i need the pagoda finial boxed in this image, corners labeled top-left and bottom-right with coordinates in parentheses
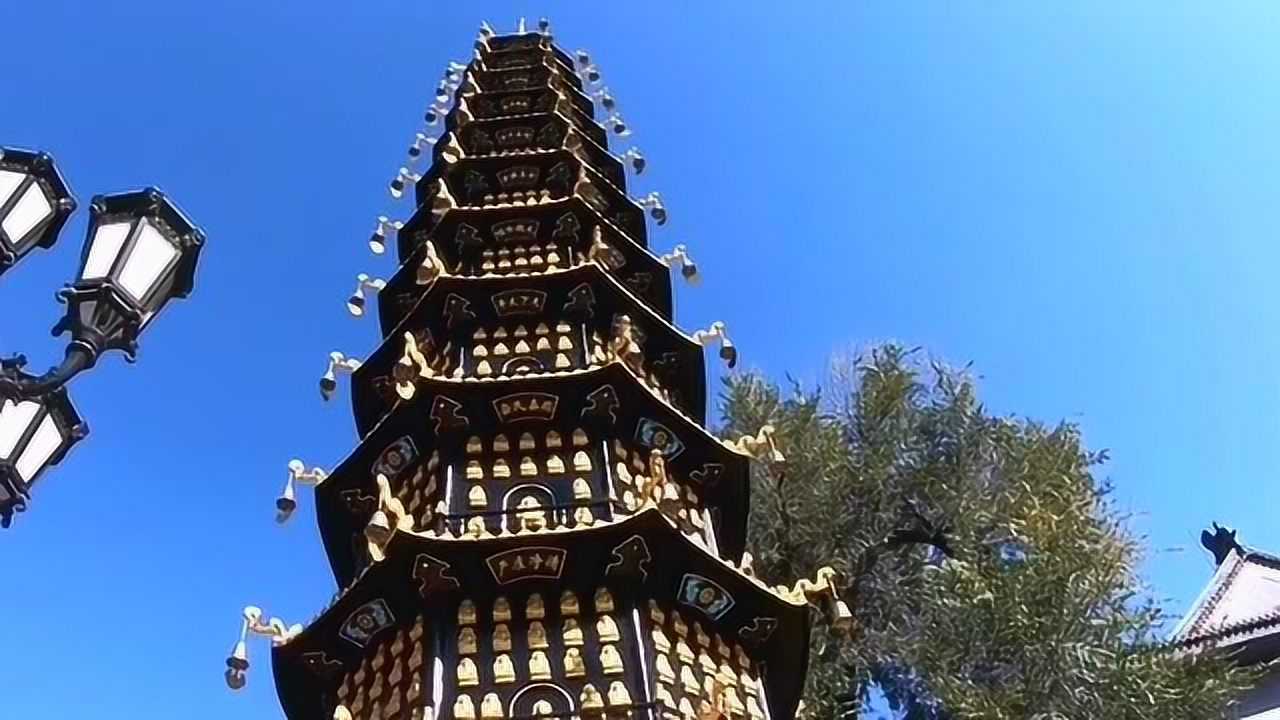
top-left (345, 273), bottom-right (386, 318)
top-left (692, 321), bottom-right (737, 368)
top-left (276, 459), bottom-right (328, 525)
top-left (319, 351), bottom-right (361, 402)
top-left (223, 605), bottom-right (302, 690)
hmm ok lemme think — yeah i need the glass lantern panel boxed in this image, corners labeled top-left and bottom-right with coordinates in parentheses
top-left (16, 413), bottom-right (62, 482)
top-left (0, 170), bottom-right (26, 208)
top-left (117, 218), bottom-right (178, 302)
top-left (82, 221), bottom-right (132, 280)
top-left (1, 182), bottom-right (53, 250)
top-left (0, 399), bottom-right (40, 460)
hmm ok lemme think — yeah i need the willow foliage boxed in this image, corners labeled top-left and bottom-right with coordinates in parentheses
top-left (719, 345), bottom-right (1253, 720)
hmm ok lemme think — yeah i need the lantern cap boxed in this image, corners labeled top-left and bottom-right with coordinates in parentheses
top-left (87, 187), bottom-right (206, 300)
top-left (0, 147), bottom-right (77, 269)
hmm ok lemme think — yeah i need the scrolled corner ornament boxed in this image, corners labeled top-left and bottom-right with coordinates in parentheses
top-left (784, 566), bottom-right (853, 634)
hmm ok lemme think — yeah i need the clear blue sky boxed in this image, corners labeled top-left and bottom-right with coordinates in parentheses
top-left (2, 2), bottom-right (1278, 718)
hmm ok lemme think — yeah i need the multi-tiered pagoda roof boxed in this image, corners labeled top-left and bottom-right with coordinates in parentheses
top-left (239, 22), bottom-right (848, 720)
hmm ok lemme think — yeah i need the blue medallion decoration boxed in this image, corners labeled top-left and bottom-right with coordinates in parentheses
top-left (339, 598), bottom-right (396, 648)
top-left (373, 436), bottom-right (418, 480)
top-left (677, 573), bottom-right (735, 620)
top-left (635, 418), bottom-right (684, 459)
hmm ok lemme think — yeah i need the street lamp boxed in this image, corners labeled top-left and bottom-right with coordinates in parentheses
top-left (0, 146), bottom-right (206, 527)
top-left (0, 147), bottom-right (76, 274)
top-left (1, 188), bottom-right (205, 398)
top-left (0, 388), bottom-right (86, 527)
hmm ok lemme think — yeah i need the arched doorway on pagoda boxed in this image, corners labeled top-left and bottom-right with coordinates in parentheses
top-left (509, 682), bottom-right (576, 719)
top-left (502, 483), bottom-right (558, 533)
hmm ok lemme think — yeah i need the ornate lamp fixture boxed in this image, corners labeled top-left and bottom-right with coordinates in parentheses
top-left (1, 188), bottom-right (205, 398)
top-left (0, 388), bottom-right (86, 527)
top-left (0, 146), bottom-right (205, 527)
top-left (0, 148), bottom-right (76, 275)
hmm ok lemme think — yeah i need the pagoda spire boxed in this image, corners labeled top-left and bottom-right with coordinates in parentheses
top-left (227, 19), bottom-right (850, 720)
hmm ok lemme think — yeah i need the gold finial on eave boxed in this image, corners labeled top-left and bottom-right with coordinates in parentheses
top-left (365, 473), bottom-right (414, 562)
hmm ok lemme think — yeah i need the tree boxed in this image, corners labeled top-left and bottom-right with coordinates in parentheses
top-left (719, 345), bottom-right (1255, 720)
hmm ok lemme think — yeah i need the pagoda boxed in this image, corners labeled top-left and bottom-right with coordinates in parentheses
top-left (229, 20), bottom-right (850, 720)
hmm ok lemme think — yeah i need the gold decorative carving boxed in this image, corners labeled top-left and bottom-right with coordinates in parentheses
top-left (458, 627), bottom-right (477, 655)
top-left (493, 654), bottom-right (515, 684)
top-left (493, 623), bottom-right (512, 651)
top-left (607, 681), bottom-right (632, 706)
top-left (454, 694), bottom-right (476, 720)
top-left (651, 626), bottom-right (671, 654)
top-left (596, 615), bottom-right (620, 643)
top-left (517, 496), bottom-right (547, 531)
top-left (365, 474), bottom-right (414, 563)
top-left (655, 654), bottom-right (676, 684)
top-left (726, 425), bottom-right (785, 464)
top-left (457, 658), bottom-right (479, 687)
top-left (563, 618), bottom-right (584, 646)
top-left (600, 644), bottom-right (624, 675)
top-left (676, 639), bottom-right (696, 665)
top-left (529, 650), bottom-right (551, 680)
top-left (565, 647), bottom-right (587, 677)
top-left (560, 590), bottom-right (580, 616)
top-left (526, 593), bottom-right (546, 619)
top-left (580, 684), bottom-right (604, 709)
top-left (528, 621), bottom-right (549, 649)
top-left (494, 597), bottom-right (512, 622)
top-left (481, 692), bottom-right (504, 720)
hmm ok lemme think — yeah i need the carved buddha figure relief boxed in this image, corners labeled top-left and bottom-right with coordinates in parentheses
top-left (493, 623), bottom-right (513, 652)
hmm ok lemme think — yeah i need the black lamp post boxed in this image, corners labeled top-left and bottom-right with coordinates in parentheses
top-left (0, 146), bottom-right (205, 527)
top-left (0, 148), bottom-right (76, 275)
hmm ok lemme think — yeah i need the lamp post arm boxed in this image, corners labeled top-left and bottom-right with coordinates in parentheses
top-left (0, 344), bottom-right (96, 399)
